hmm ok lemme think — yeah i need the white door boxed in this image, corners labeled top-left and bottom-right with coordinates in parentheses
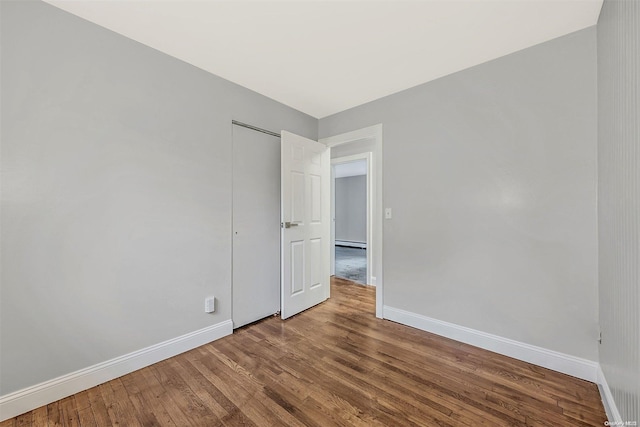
top-left (232, 125), bottom-right (281, 328)
top-left (281, 131), bottom-right (330, 319)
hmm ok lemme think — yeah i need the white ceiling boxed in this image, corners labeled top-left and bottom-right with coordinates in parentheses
top-left (335, 160), bottom-right (367, 178)
top-left (44, 0), bottom-right (603, 119)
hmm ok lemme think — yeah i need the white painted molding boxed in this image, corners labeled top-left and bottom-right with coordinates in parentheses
top-left (0, 320), bottom-right (233, 421)
top-left (319, 123), bottom-right (382, 148)
top-left (383, 306), bottom-right (599, 382)
top-left (597, 365), bottom-right (623, 424)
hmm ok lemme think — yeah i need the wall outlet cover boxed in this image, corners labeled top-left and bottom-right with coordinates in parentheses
top-left (205, 297), bottom-right (215, 313)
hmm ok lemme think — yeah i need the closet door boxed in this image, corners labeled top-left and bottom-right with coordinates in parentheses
top-left (232, 125), bottom-right (280, 328)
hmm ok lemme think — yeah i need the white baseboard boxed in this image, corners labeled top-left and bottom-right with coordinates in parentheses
top-left (597, 365), bottom-right (623, 424)
top-left (383, 306), bottom-right (598, 382)
top-left (0, 320), bottom-right (233, 421)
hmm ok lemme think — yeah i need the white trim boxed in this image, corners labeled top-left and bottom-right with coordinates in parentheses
top-left (597, 365), bottom-right (623, 424)
top-left (322, 143), bottom-right (332, 305)
top-left (330, 162), bottom-right (336, 277)
top-left (321, 124), bottom-right (382, 148)
top-left (383, 306), bottom-right (599, 382)
top-left (321, 124), bottom-right (383, 319)
top-left (0, 320), bottom-right (233, 421)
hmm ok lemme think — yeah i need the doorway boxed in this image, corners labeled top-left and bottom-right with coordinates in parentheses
top-left (320, 124), bottom-right (383, 318)
top-left (332, 157), bottom-right (370, 285)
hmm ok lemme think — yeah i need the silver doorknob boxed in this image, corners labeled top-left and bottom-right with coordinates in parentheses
top-left (284, 222), bottom-right (298, 228)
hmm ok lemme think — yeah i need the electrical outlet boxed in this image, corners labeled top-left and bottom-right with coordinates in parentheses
top-left (205, 297), bottom-right (215, 313)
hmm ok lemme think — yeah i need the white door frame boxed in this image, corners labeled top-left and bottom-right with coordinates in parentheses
top-left (331, 153), bottom-right (372, 286)
top-left (320, 124), bottom-right (383, 319)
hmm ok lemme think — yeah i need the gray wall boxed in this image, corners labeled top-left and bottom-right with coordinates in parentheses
top-left (335, 175), bottom-right (366, 244)
top-left (597, 0), bottom-right (640, 421)
top-left (320, 27), bottom-right (599, 361)
top-left (0, 0), bottom-right (316, 395)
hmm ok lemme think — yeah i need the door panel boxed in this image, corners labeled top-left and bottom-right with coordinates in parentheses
top-left (291, 241), bottom-right (304, 295)
top-left (309, 238), bottom-right (322, 288)
top-left (281, 131), bottom-right (329, 319)
top-left (232, 125), bottom-right (280, 328)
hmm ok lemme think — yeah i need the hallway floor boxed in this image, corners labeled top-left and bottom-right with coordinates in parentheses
top-left (335, 245), bottom-right (367, 284)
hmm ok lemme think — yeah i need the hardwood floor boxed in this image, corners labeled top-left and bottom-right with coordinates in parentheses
top-left (1, 277), bottom-right (606, 426)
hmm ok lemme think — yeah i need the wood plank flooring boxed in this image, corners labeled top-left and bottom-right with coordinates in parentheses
top-left (1, 277), bottom-right (607, 426)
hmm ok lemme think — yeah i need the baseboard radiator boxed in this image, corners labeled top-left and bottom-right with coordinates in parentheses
top-left (335, 240), bottom-right (367, 249)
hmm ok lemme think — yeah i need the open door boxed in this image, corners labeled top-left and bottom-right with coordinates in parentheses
top-left (281, 131), bottom-right (330, 319)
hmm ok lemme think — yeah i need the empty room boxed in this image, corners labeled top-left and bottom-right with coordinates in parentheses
top-left (1, 0), bottom-right (638, 426)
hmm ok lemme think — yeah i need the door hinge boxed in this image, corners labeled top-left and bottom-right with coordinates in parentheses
top-left (598, 331), bottom-right (602, 344)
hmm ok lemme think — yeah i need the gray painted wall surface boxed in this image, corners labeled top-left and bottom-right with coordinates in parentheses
top-left (0, 0), bottom-right (316, 395)
top-left (320, 27), bottom-right (599, 360)
top-left (597, 0), bottom-right (640, 421)
top-left (335, 175), bottom-right (366, 244)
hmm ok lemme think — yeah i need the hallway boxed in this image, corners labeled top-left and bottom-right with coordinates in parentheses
top-left (335, 246), bottom-right (367, 284)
